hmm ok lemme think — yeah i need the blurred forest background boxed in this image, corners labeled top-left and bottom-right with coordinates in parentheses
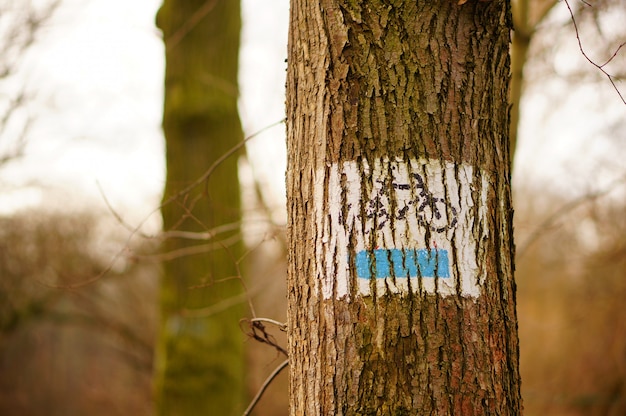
top-left (0, 0), bottom-right (624, 415)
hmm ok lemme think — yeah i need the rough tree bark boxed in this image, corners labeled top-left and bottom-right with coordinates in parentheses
top-left (154, 1), bottom-right (246, 415)
top-left (286, 1), bottom-right (521, 415)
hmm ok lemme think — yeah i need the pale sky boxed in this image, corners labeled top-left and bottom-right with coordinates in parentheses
top-left (0, 0), bottom-right (290, 224)
top-left (0, 0), bottom-right (623, 222)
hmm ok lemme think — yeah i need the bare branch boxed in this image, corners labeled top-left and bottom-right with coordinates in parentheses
top-left (160, 118), bottom-right (285, 213)
top-left (65, 121), bottom-right (285, 290)
top-left (140, 234), bottom-right (244, 262)
top-left (563, 0), bottom-right (626, 104)
top-left (249, 317), bottom-right (287, 332)
top-left (0, 0), bottom-right (60, 167)
top-left (241, 318), bottom-right (288, 356)
top-left (518, 174), bottom-right (626, 258)
top-left (180, 290), bottom-right (252, 318)
top-left (242, 359), bottom-right (289, 416)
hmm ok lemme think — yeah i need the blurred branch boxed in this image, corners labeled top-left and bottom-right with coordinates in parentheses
top-left (180, 289), bottom-right (253, 319)
top-left (0, 0), bottom-right (60, 79)
top-left (0, 0), bottom-right (60, 168)
top-left (96, 119), bottom-right (286, 255)
top-left (160, 0), bottom-right (218, 50)
top-left (160, 119), bottom-right (285, 214)
top-left (96, 181), bottom-right (156, 240)
top-left (147, 233), bottom-right (244, 262)
top-left (518, 174), bottom-right (626, 258)
top-left (45, 310), bottom-right (153, 372)
top-left (162, 222), bottom-right (242, 240)
top-left (242, 151), bottom-right (288, 251)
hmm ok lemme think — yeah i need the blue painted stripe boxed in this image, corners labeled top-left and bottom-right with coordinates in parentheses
top-left (354, 248), bottom-right (450, 279)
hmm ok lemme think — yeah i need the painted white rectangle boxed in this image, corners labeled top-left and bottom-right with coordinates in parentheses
top-left (314, 157), bottom-right (489, 299)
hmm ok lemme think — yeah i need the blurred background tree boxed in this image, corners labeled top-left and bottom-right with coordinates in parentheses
top-left (153, 0), bottom-right (248, 414)
top-left (0, 211), bottom-right (158, 416)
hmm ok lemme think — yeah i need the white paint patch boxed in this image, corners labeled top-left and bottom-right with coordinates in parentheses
top-left (314, 157), bottom-right (489, 300)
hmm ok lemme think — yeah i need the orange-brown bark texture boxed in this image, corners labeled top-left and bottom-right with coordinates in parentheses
top-left (286, 1), bottom-right (520, 415)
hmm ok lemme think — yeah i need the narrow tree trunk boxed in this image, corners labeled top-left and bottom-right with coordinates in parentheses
top-left (154, 1), bottom-right (245, 415)
top-left (510, 27), bottom-right (530, 164)
top-left (510, 0), bottom-right (557, 162)
top-left (286, 1), bottom-right (521, 414)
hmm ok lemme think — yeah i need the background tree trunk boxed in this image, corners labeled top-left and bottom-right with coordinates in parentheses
top-left (510, 0), bottom-right (557, 162)
top-left (286, 1), bottom-right (521, 414)
top-left (154, 1), bottom-right (246, 414)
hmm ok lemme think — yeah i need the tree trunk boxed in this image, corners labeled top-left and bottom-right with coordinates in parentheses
top-left (510, 0), bottom-right (557, 162)
top-left (286, 1), bottom-right (521, 414)
top-left (154, 1), bottom-right (245, 415)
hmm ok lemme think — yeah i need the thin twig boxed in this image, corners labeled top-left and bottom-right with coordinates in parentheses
top-left (563, 0), bottom-right (626, 104)
top-left (180, 289), bottom-right (253, 318)
top-left (71, 121), bottom-right (285, 289)
top-left (241, 318), bottom-right (288, 356)
top-left (161, 118), bottom-right (286, 214)
top-left (147, 233), bottom-right (244, 262)
top-left (250, 317), bottom-right (287, 332)
top-left (242, 359), bottom-right (289, 416)
top-left (97, 181), bottom-right (156, 239)
top-left (161, 221), bottom-right (243, 240)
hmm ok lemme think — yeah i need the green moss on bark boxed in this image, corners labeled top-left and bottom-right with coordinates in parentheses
top-left (154, 1), bottom-right (246, 415)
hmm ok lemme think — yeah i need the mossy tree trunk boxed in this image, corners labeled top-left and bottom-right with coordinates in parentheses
top-left (286, 0), bottom-right (521, 414)
top-left (154, 1), bottom-right (245, 415)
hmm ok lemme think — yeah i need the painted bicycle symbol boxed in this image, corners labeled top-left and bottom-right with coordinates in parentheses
top-left (363, 172), bottom-right (458, 234)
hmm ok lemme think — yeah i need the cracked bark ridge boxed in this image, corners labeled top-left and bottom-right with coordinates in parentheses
top-left (286, 1), bottom-right (520, 415)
